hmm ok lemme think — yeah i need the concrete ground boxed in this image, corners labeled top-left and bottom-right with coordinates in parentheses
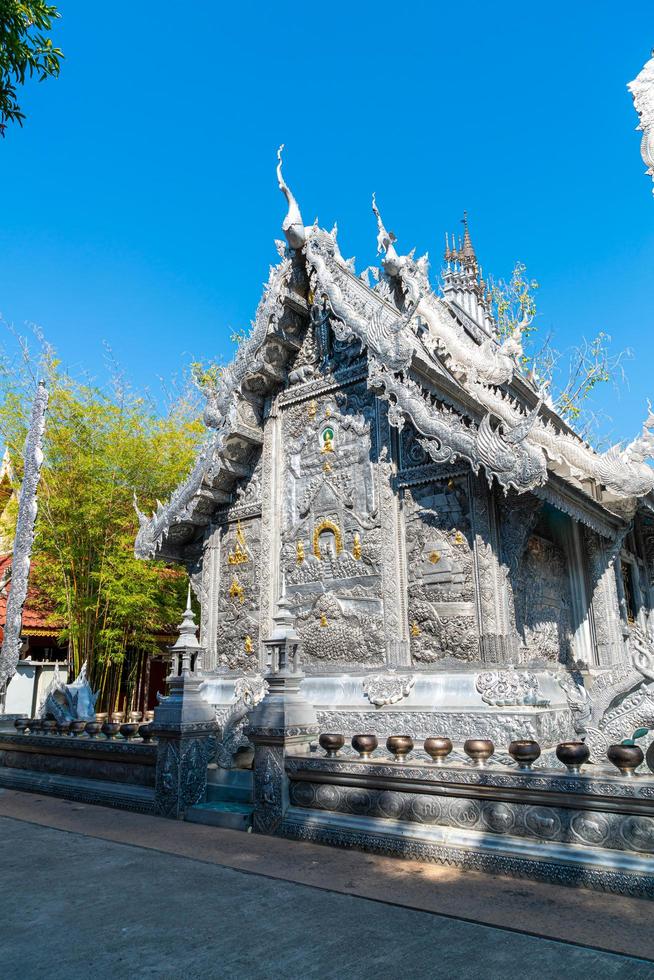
top-left (0, 790), bottom-right (653, 979)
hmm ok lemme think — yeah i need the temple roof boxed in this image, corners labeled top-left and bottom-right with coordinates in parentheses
top-left (134, 151), bottom-right (654, 562)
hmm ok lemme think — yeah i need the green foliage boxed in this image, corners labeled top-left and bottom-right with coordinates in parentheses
top-left (0, 1), bottom-right (63, 134)
top-left (490, 261), bottom-right (539, 355)
top-left (489, 262), bottom-right (630, 444)
top-left (190, 361), bottom-right (222, 395)
top-left (0, 341), bottom-right (204, 710)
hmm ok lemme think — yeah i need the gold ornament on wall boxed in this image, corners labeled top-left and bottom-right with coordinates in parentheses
top-left (410, 622), bottom-right (421, 637)
top-left (453, 530), bottom-right (465, 546)
top-left (320, 612), bottom-right (328, 627)
top-left (429, 550), bottom-right (441, 564)
top-left (321, 427), bottom-right (334, 453)
top-left (228, 520), bottom-right (248, 565)
top-left (296, 540), bottom-right (305, 563)
top-left (228, 575), bottom-right (245, 603)
top-left (244, 635), bottom-right (254, 654)
top-left (308, 399), bottom-right (317, 420)
top-left (352, 532), bottom-right (362, 560)
top-left (313, 519), bottom-right (343, 558)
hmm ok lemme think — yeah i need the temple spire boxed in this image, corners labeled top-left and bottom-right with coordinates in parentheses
top-left (441, 212), bottom-right (495, 338)
top-left (276, 145), bottom-right (306, 249)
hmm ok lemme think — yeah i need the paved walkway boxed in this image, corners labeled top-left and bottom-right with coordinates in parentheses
top-left (1, 791), bottom-right (653, 979)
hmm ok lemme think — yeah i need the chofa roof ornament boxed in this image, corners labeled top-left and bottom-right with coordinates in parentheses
top-left (371, 193), bottom-right (403, 277)
top-left (628, 49), bottom-right (654, 194)
top-left (276, 144), bottom-right (307, 249)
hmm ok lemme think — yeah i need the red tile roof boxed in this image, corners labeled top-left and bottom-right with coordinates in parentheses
top-left (0, 554), bottom-right (63, 638)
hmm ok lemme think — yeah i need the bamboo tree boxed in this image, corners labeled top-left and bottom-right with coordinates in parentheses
top-left (0, 341), bottom-right (204, 710)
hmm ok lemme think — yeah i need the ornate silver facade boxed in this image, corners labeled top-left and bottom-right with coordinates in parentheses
top-left (135, 151), bottom-right (654, 761)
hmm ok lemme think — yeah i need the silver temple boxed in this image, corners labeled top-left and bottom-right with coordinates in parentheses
top-left (134, 150), bottom-right (654, 765)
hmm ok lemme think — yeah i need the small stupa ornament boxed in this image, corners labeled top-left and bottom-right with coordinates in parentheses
top-left (411, 622), bottom-right (421, 637)
top-left (244, 635), bottom-right (254, 654)
top-left (352, 533), bottom-right (362, 560)
top-left (170, 583), bottom-right (202, 675)
top-left (296, 540), bottom-right (305, 563)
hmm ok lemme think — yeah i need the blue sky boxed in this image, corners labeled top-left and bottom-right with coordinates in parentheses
top-left (0, 2), bottom-right (652, 441)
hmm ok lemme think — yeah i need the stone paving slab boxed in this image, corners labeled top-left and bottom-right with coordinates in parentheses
top-left (0, 813), bottom-right (653, 979)
top-left (1, 788), bottom-right (653, 962)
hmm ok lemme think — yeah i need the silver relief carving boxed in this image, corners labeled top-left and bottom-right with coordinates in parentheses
top-left (475, 669), bottom-right (549, 707)
top-left (363, 672), bottom-right (416, 707)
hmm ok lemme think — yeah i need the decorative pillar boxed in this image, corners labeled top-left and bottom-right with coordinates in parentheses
top-left (470, 474), bottom-right (517, 664)
top-left (584, 528), bottom-right (628, 667)
top-left (379, 410), bottom-right (410, 667)
top-left (258, 398), bottom-right (283, 667)
top-left (246, 598), bottom-right (318, 836)
top-left (199, 522), bottom-right (221, 671)
top-left (152, 587), bottom-right (218, 819)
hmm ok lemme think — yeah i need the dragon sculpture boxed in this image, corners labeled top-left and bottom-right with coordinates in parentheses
top-left (467, 382), bottom-right (654, 500)
top-left (367, 359), bottom-right (547, 492)
top-left (40, 662), bottom-right (99, 724)
top-left (558, 626), bottom-right (654, 760)
top-left (215, 674), bottom-right (268, 768)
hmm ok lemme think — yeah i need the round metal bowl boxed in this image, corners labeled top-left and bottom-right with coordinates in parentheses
top-left (101, 722), bottom-right (121, 740)
top-left (424, 737), bottom-right (453, 765)
top-left (607, 743), bottom-right (644, 778)
top-left (386, 735), bottom-right (414, 762)
top-left (351, 734), bottom-right (378, 760)
top-left (463, 738), bottom-right (495, 768)
top-left (138, 723), bottom-right (154, 742)
top-left (555, 740), bottom-right (590, 774)
top-left (120, 723), bottom-right (140, 740)
top-left (319, 733), bottom-right (345, 758)
top-left (508, 739), bottom-right (541, 770)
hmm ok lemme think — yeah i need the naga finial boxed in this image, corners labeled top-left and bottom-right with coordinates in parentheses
top-left (276, 144), bottom-right (306, 249)
top-left (628, 51), bottom-right (654, 194)
top-left (371, 193), bottom-right (402, 276)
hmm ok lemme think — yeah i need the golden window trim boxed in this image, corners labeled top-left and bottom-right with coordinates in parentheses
top-left (313, 519), bottom-right (343, 559)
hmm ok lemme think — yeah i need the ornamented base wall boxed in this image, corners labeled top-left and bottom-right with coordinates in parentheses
top-left (282, 756), bottom-right (654, 898)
